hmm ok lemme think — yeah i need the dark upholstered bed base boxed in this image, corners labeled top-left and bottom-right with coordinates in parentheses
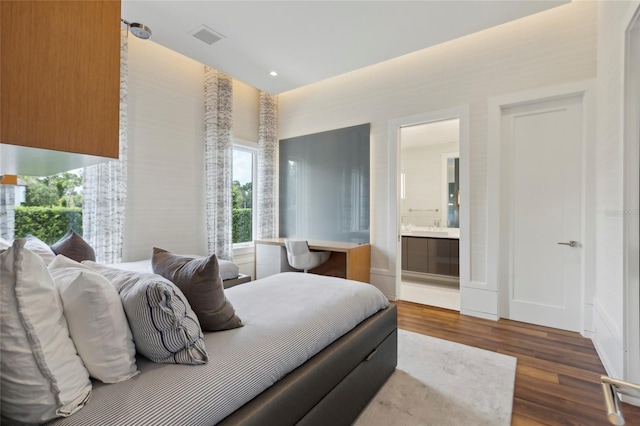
top-left (298, 328), bottom-right (397, 426)
top-left (217, 304), bottom-right (398, 426)
top-left (222, 274), bottom-right (252, 289)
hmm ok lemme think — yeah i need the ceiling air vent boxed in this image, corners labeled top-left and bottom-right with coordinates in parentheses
top-left (190, 25), bottom-right (226, 45)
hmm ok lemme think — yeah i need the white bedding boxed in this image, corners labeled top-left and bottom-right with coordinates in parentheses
top-left (49, 273), bottom-right (389, 426)
top-left (110, 257), bottom-right (240, 281)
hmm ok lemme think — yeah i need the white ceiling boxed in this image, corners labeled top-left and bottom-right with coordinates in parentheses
top-left (121, 1), bottom-right (568, 95)
top-left (400, 118), bottom-right (460, 149)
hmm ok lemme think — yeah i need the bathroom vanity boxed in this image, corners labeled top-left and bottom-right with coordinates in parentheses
top-left (401, 228), bottom-right (459, 277)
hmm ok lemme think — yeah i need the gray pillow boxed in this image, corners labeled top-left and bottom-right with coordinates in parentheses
top-left (83, 261), bottom-right (208, 365)
top-left (152, 247), bottom-right (243, 332)
top-left (51, 229), bottom-right (96, 262)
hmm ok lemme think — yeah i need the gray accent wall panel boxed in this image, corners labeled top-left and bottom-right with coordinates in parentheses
top-left (279, 124), bottom-right (370, 243)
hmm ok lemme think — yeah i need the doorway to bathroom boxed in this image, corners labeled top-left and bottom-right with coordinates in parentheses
top-left (395, 110), bottom-right (466, 311)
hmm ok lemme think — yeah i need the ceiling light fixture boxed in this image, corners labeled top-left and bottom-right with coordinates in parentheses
top-left (121, 19), bottom-right (152, 40)
top-left (190, 25), bottom-right (226, 45)
top-left (270, 71), bottom-right (278, 77)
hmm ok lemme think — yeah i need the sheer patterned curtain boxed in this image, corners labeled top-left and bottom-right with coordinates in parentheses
top-left (0, 186), bottom-right (15, 241)
top-left (204, 67), bottom-right (234, 260)
top-left (257, 91), bottom-right (278, 239)
top-left (82, 30), bottom-right (128, 264)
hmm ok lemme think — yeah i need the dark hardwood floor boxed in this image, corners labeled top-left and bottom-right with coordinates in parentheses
top-left (396, 301), bottom-right (640, 425)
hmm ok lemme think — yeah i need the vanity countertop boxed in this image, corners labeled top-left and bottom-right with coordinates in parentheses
top-left (401, 227), bottom-right (460, 239)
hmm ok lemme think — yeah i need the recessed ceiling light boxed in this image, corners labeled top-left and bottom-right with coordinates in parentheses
top-left (269, 71), bottom-right (278, 77)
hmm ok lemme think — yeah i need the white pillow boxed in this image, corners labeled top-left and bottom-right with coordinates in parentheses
top-left (0, 239), bottom-right (91, 424)
top-left (24, 234), bottom-right (56, 265)
top-left (84, 261), bottom-right (209, 365)
top-left (49, 255), bottom-right (139, 383)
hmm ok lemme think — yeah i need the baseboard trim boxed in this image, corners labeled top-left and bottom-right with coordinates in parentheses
top-left (370, 268), bottom-right (394, 277)
top-left (461, 308), bottom-right (499, 321)
top-left (370, 269), bottom-right (397, 301)
top-left (592, 298), bottom-right (623, 377)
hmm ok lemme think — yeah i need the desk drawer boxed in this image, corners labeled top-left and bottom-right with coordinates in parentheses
top-left (256, 243), bottom-right (287, 279)
top-left (256, 243), bottom-right (281, 259)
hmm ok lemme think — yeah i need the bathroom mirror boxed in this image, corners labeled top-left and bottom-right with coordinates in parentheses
top-left (443, 153), bottom-right (460, 228)
top-left (400, 119), bottom-right (460, 229)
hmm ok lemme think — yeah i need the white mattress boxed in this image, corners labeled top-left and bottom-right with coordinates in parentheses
top-left (49, 273), bottom-right (389, 426)
top-left (110, 257), bottom-right (240, 281)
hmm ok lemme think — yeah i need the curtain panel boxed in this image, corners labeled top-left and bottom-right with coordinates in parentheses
top-left (257, 92), bottom-right (278, 239)
top-left (0, 186), bottom-right (15, 241)
top-left (204, 67), bottom-right (234, 260)
top-left (82, 29), bottom-right (128, 264)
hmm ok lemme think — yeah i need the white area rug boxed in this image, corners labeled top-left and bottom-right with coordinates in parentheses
top-left (354, 330), bottom-right (517, 426)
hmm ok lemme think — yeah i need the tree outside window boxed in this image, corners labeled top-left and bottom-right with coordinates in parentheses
top-left (232, 145), bottom-right (256, 244)
top-left (12, 171), bottom-right (83, 244)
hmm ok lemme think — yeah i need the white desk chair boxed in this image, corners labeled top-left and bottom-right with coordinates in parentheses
top-left (284, 239), bottom-right (331, 273)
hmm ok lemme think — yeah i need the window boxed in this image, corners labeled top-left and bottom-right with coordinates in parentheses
top-left (0, 170), bottom-right (83, 244)
top-left (232, 141), bottom-right (257, 245)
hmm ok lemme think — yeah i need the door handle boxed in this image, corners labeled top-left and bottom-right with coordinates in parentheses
top-left (558, 241), bottom-right (578, 247)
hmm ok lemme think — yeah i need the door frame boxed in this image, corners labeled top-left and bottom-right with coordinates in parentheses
top-left (623, 4), bottom-right (640, 400)
top-left (487, 80), bottom-right (596, 337)
top-left (389, 105), bottom-right (470, 302)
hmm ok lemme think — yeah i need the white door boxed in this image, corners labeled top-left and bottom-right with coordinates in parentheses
top-left (501, 95), bottom-right (583, 331)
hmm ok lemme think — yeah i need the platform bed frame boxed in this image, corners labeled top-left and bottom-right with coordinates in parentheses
top-left (222, 274), bottom-right (252, 289)
top-left (43, 301), bottom-right (397, 426)
top-left (218, 304), bottom-right (398, 426)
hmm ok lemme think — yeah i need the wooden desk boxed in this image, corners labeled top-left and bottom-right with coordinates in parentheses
top-left (254, 238), bottom-right (371, 283)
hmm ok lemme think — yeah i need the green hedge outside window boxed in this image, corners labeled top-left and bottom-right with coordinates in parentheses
top-left (15, 206), bottom-right (82, 245)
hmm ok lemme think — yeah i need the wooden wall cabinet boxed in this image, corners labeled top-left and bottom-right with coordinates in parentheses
top-left (1, 1), bottom-right (121, 174)
top-left (406, 237), bottom-right (429, 273)
top-left (402, 236), bottom-right (459, 277)
top-left (401, 236), bottom-right (408, 271)
top-left (450, 239), bottom-right (460, 277)
top-left (427, 238), bottom-right (452, 276)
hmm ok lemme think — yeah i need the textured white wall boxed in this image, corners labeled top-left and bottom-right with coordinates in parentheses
top-left (592, 0), bottom-right (640, 378)
top-left (278, 1), bottom-right (597, 298)
top-left (233, 80), bottom-right (260, 143)
top-left (124, 37), bottom-right (259, 261)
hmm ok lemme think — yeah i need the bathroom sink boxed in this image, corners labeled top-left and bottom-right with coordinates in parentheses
top-left (404, 226), bottom-right (448, 232)
top-left (411, 230), bottom-right (449, 237)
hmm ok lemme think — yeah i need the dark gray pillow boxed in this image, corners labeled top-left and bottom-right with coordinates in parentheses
top-left (152, 247), bottom-right (243, 332)
top-left (51, 230), bottom-right (96, 262)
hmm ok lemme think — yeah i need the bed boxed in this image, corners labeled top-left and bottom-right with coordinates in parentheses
top-left (48, 272), bottom-right (397, 426)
